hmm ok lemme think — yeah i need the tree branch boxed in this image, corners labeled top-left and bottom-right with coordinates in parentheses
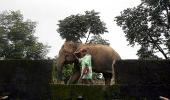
top-left (147, 32), bottom-right (168, 59)
top-left (165, 6), bottom-right (170, 29)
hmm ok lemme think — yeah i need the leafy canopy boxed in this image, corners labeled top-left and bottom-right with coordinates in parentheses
top-left (0, 10), bottom-right (49, 59)
top-left (57, 10), bottom-right (108, 42)
top-left (115, 0), bottom-right (170, 59)
top-left (89, 35), bottom-right (110, 45)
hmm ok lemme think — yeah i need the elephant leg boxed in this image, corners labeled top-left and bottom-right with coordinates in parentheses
top-left (103, 73), bottom-right (112, 85)
top-left (67, 71), bottom-right (81, 84)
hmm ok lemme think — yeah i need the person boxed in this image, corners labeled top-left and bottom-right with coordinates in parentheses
top-left (78, 49), bottom-right (93, 84)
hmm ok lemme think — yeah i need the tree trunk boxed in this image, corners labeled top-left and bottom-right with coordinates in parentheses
top-left (147, 33), bottom-right (168, 59)
top-left (85, 32), bottom-right (91, 44)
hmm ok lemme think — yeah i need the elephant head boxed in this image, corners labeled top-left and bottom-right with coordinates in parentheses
top-left (57, 41), bottom-right (80, 80)
top-left (74, 47), bottom-right (89, 58)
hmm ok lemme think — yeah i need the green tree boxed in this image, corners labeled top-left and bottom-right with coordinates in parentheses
top-left (57, 10), bottom-right (108, 42)
top-left (84, 10), bottom-right (108, 43)
top-left (137, 45), bottom-right (162, 59)
top-left (115, 0), bottom-right (170, 59)
top-left (0, 10), bottom-right (49, 60)
top-left (89, 35), bottom-right (110, 45)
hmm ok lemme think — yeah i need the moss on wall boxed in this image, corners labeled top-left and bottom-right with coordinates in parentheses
top-left (51, 84), bottom-right (170, 100)
top-left (50, 84), bottom-right (141, 100)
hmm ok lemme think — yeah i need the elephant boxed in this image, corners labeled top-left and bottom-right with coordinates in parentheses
top-left (57, 41), bottom-right (121, 85)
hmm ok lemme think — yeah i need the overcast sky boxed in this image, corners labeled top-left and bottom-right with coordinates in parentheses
top-left (0, 0), bottom-right (141, 59)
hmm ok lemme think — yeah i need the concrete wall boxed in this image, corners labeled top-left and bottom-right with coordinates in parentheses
top-left (0, 60), bottom-right (53, 100)
top-left (114, 60), bottom-right (170, 85)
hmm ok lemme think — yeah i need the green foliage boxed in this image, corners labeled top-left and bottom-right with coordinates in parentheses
top-left (137, 45), bottom-right (162, 60)
top-left (57, 14), bottom-right (88, 41)
top-left (53, 56), bottom-right (73, 83)
top-left (89, 35), bottom-right (110, 45)
top-left (0, 10), bottom-right (49, 60)
top-left (115, 0), bottom-right (170, 59)
top-left (63, 64), bottom-right (74, 79)
top-left (84, 10), bottom-right (108, 35)
top-left (57, 10), bottom-right (108, 42)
